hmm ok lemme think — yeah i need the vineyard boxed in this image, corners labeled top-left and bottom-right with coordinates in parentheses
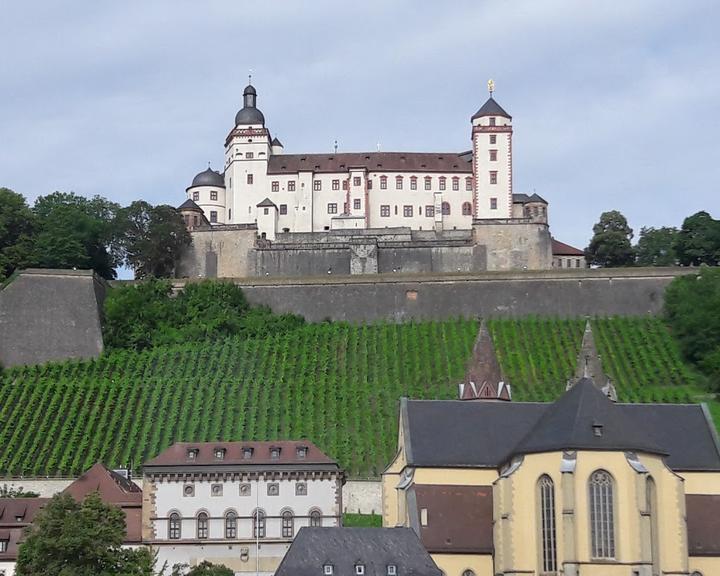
top-left (0, 317), bottom-right (714, 479)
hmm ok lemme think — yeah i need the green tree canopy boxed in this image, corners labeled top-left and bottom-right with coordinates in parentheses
top-left (635, 226), bottom-right (678, 266)
top-left (674, 211), bottom-right (720, 266)
top-left (117, 201), bottom-right (190, 279)
top-left (0, 188), bottom-right (36, 281)
top-left (585, 210), bottom-right (635, 267)
top-left (16, 492), bottom-right (154, 576)
top-left (664, 268), bottom-right (720, 389)
top-left (0, 484), bottom-right (39, 498)
top-left (171, 561), bottom-right (234, 576)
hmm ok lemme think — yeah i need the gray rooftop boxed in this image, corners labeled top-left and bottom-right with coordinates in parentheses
top-left (471, 96), bottom-right (511, 120)
top-left (275, 527), bottom-right (442, 576)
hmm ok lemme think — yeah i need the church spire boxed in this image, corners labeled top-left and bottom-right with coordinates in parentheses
top-left (567, 320), bottom-right (617, 401)
top-left (458, 320), bottom-right (511, 401)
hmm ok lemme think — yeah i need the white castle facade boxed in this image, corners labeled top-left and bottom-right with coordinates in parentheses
top-left (182, 83), bottom-right (550, 240)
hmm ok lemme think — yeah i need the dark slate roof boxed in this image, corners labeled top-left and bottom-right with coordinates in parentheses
top-left (271, 137), bottom-right (283, 147)
top-left (177, 199), bottom-right (203, 212)
top-left (267, 152), bottom-right (473, 175)
top-left (256, 198), bottom-right (277, 208)
top-left (235, 106), bottom-right (265, 126)
top-left (403, 394), bottom-right (720, 471)
top-left (552, 238), bottom-right (585, 256)
top-left (471, 96), bottom-right (511, 120)
top-left (190, 167), bottom-right (225, 188)
top-left (244, 84), bottom-right (257, 96)
top-left (513, 192), bottom-right (547, 204)
top-left (0, 269), bottom-right (105, 368)
top-left (275, 527), bottom-right (442, 576)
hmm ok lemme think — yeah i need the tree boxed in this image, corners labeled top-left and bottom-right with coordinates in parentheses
top-left (29, 192), bottom-right (121, 279)
top-left (664, 268), bottom-right (720, 390)
top-left (0, 484), bottom-right (39, 497)
top-left (674, 211), bottom-right (720, 266)
top-left (585, 210), bottom-right (635, 267)
top-left (0, 188), bottom-right (36, 281)
top-left (16, 492), bottom-right (154, 576)
top-left (117, 201), bottom-right (190, 279)
top-left (635, 226), bottom-right (678, 266)
top-left (170, 561), bottom-right (234, 576)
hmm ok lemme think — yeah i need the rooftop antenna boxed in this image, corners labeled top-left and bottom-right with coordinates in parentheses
top-left (334, 139), bottom-right (338, 154)
top-left (488, 78), bottom-right (495, 97)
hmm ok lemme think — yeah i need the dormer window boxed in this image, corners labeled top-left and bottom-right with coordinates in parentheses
top-left (270, 447), bottom-right (281, 460)
top-left (243, 447), bottom-right (254, 460)
top-left (387, 565), bottom-right (397, 576)
top-left (323, 565), bottom-right (333, 575)
top-left (355, 564), bottom-right (365, 575)
top-left (214, 448), bottom-right (226, 460)
top-left (187, 448), bottom-right (199, 460)
top-left (592, 422), bottom-right (604, 437)
top-left (296, 446), bottom-right (307, 459)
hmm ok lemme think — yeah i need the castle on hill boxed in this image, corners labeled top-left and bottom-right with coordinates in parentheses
top-left (176, 81), bottom-right (585, 278)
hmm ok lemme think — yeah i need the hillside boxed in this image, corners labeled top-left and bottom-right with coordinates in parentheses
top-left (0, 317), bottom-right (714, 478)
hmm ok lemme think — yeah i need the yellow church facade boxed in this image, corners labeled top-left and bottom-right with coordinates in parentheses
top-left (383, 324), bottom-right (720, 576)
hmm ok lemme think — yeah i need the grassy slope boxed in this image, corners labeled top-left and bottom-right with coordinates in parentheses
top-left (0, 317), bottom-right (712, 479)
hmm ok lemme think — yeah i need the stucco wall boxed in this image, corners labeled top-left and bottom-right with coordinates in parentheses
top-left (176, 226), bottom-right (257, 279)
top-left (342, 480), bottom-right (382, 515)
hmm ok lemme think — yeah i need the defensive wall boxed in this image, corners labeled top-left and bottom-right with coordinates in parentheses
top-left (173, 267), bottom-right (695, 322)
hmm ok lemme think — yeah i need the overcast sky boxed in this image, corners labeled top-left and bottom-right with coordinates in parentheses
top-left (1, 0), bottom-right (718, 252)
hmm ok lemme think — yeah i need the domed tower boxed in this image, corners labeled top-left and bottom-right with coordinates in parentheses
top-left (224, 82), bottom-right (272, 226)
top-left (186, 167), bottom-right (226, 225)
top-left (471, 80), bottom-right (513, 219)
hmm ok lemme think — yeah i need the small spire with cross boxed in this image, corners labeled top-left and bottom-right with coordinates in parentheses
top-left (334, 139), bottom-right (338, 154)
top-left (488, 79), bottom-right (495, 96)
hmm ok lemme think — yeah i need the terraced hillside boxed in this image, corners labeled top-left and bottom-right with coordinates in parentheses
top-left (0, 318), bottom-right (713, 478)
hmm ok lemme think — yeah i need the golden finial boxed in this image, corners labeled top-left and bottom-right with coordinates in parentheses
top-left (488, 79), bottom-right (495, 96)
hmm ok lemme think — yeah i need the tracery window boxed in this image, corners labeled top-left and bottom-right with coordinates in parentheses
top-left (197, 512), bottom-right (208, 539)
top-left (168, 512), bottom-right (181, 540)
top-left (538, 475), bottom-right (557, 573)
top-left (589, 470), bottom-right (616, 559)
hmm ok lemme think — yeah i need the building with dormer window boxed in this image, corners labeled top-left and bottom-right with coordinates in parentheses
top-left (142, 440), bottom-right (344, 575)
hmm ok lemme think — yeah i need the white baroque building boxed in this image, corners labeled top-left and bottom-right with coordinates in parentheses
top-left (184, 83), bottom-right (534, 239)
top-left (142, 441), bottom-right (344, 575)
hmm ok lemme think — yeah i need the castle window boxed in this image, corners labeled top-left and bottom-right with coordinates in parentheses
top-left (214, 447), bottom-right (225, 460)
top-left (489, 117), bottom-right (496, 126)
top-left (314, 180), bottom-right (322, 191)
top-left (367, 180), bottom-right (372, 190)
top-left (243, 446), bottom-right (254, 459)
top-left (452, 177), bottom-right (459, 191)
top-left (490, 134), bottom-right (496, 144)
top-left (332, 179), bottom-right (340, 191)
top-left (353, 199), bottom-right (361, 210)
top-left (272, 181), bottom-right (279, 192)
top-left (343, 179), bottom-right (349, 190)
top-left (246, 152), bottom-right (254, 159)
top-left (387, 565), bottom-right (397, 576)
top-left (465, 177), bottom-right (473, 191)
top-left (425, 205), bottom-right (435, 218)
top-left (489, 171), bottom-right (498, 185)
top-left (327, 203), bottom-right (338, 214)
top-left (353, 176), bottom-right (361, 186)
top-left (282, 510), bottom-right (295, 538)
top-left (210, 211), bottom-right (218, 223)
top-left (225, 511), bottom-right (238, 539)
top-left (462, 202), bottom-right (472, 216)
top-left (310, 509), bottom-right (322, 527)
top-left (490, 198), bottom-right (497, 210)
top-left (197, 512), bottom-right (209, 539)
top-left (424, 176), bottom-right (432, 190)
top-left (403, 205), bottom-right (413, 218)
top-left (589, 470), bottom-right (616, 559)
top-left (489, 150), bottom-right (498, 161)
top-left (538, 475), bottom-right (557, 573)
top-left (288, 180), bottom-right (296, 192)
top-left (324, 565), bottom-right (333, 575)
top-left (192, 191), bottom-right (199, 201)
top-left (380, 176), bottom-right (388, 190)
top-left (280, 204), bottom-right (288, 215)
top-left (410, 176), bottom-right (417, 190)
top-left (168, 513), bottom-right (181, 540)
top-left (186, 448), bottom-right (199, 460)
top-left (253, 509), bottom-right (266, 539)
top-left (380, 205), bottom-right (390, 217)
top-left (396, 176), bottom-right (403, 189)
top-left (439, 177), bottom-right (446, 191)
top-left (0, 540), bottom-right (7, 553)
top-left (228, 209), bottom-right (232, 220)
top-left (210, 191), bottom-right (218, 201)
top-left (355, 565), bottom-right (365, 575)
top-left (441, 202), bottom-right (450, 216)
top-left (247, 174), bottom-right (254, 185)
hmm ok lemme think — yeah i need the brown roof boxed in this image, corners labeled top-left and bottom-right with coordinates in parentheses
top-left (267, 152), bottom-right (473, 175)
top-left (552, 238), bottom-right (585, 256)
top-left (410, 485), bottom-right (493, 554)
top-left (144, 440), bottom-right (338, 468)
top-left (0, 498), bottom-right (49, 560)
top-left (459, 321), bottom-right (510, 401)
top-left (687, 494), bottom-right (720, 556)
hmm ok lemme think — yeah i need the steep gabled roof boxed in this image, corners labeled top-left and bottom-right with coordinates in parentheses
top-left (471, 97), bottom-right (511, 120)
top-left (63, 463), bottom-right (141, 506)
top-left (177, 198), bottom-right (204, 212)
top-left (256, 198), bottom-right (277, 208)
top-left (552, 238), bottom-right (585, 256)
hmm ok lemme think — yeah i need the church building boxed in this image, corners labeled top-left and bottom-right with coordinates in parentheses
top-left (383, 322), bottom-right (720, 576)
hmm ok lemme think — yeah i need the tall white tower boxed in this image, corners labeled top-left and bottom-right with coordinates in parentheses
top-left (224, 83), bottom-right (272, 225)
top-left (471, 81), bottom-right (513, 219)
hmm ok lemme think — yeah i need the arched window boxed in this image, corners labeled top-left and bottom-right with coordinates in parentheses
top-left (462, 202), bottom-right (472, 216)
top-left (253, 509), bottom-right (266, 539)
top-left (462, 570), bottom-right (475, 576)
top-left (225, 510), bottom-right (237, 539)
top-left (310, 509), bottom-right (322, 527)
top-left (196, 512), bottom-right (208, 539)
top-left (441, 202), bottom-right (451, 216)
top-left (168, 512), bottom-right (181, 540)
top-left (282, 510), bottom-right (295, 538)
top-left (538, 475), bottom-right (557, 573)
top-left (589, 470), bottom-right (616, 558)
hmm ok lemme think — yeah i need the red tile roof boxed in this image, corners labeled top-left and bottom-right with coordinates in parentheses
top-left (0, 498), bottom-right (49, 560)
top-left (144, 440), bottom-right (338, 467)
top-left (267, 152), bottom-right (473, 175)
top-left (552, 238), bottom-right (585, 256)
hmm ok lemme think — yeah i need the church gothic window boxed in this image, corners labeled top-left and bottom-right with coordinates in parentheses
top-left (589, 470), bottom-right (616, 559)
top-left (538, 475), bottom-right (557, 573)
